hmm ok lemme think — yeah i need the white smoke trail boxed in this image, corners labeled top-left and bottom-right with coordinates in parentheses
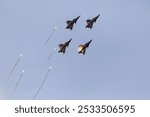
top-left (0, 54), bottom-right (22, 98)
top-left (48, 48), bottom-right (56, 60)
top-left (10, 70), bottom-right (24, 99)
top-left (32, 67), bottom-right (52, 100)
top-left (45, 26), bottom-right (57, 44)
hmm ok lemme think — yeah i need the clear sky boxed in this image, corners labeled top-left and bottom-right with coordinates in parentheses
top-left (0, 0), bottom-right (150, 99)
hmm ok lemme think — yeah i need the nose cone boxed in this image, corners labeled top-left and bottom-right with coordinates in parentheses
top-left (74, 16), bottom-right (80, 23)
top-left (68, 39), bottom-right (72, 45)
top-left (89, 40), bottom-right (92, 43)
top-left (87, 40), bottom-right (92, 45)
top-left (68, 38), bottom-right (72, 43)
top-left (77, 16), bottom-right (80, 19)
top-left (94, 14), bottom-right (100, 21)
top-left (95, 14), bottom-right (100, 19)
top-left (85, 40), bottom-right (92, 48)
top-left (65, 39), bottom-right (72, 46)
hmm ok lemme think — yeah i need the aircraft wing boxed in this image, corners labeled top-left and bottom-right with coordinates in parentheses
top-left (59, 44), bottom-right (64, 48)
top-left (86, 19), bottom-right (92, 23)
top-left (66, 20), bottom-right (72, 25)
top-left (60, 47), bottom-right (66, 53)
top-left (58, 46), bottom-right (66, 53)
top-left (67, 23), bottom-right (74, 30)
top-left (78, 45), bottom-right (86, 54)
top-left (82, 49), bottom-right (86, 54)
top-left (78, 49), bottom-right (86, 54)
top-left (87, 22), bottom-right (93, 29)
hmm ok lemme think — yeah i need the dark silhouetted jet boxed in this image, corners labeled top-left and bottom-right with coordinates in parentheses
top-left (58, 39), bottom-right (72, 54)
top-left (78, 40), bottom-right (92, 54)
top-left (66, 16), bottom-right (80, 30)
top-left (86, 14), bottom-right (100, 29)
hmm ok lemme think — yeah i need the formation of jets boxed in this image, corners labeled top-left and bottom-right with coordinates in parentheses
top-left (65, 14), bottom-right (100, 30)
top-left (58, 39), bottom-right (92, 55)
top-left (58, 14), bottom-right (100, 54)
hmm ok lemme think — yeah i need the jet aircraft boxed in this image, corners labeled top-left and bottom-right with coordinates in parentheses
top-left (58, 39), bottom-right (72, 54)
top-left (66, 16), bottom-right (80, 30)
top-left (78, 40), bottom-right (92, 54)
top-left (86, 14), bottom-right (100, 29)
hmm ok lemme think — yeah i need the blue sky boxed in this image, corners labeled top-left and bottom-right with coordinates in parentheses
top-left (0, 0), bottom-right (150, 99)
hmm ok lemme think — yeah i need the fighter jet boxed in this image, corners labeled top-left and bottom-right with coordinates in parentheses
top-left (66, 16), bottom-right (80, 30)
top-left (86, 14), bottom-right (100, 29)
top-left (78, 40), bottom-right (92, 55)
top-left (58, 39), bottom-right (72, 54)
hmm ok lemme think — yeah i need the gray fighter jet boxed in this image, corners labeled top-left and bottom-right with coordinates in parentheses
top-left (86, 14), bottom-right (100, 29)
top-left (78, 40), bottom-right (92, 54)
top-left (66, 16), bottom-right (80, 30)
top-left (58, 39), bottom-right (72, 54)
